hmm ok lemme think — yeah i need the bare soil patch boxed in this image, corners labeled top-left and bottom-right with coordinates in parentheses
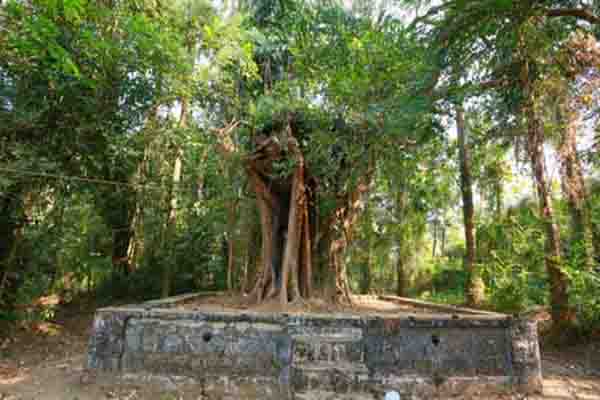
top-left (178, 294), bottom-right (458, 317)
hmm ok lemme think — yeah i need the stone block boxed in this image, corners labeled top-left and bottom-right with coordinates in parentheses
top-left (86, 296), bottom-right (542, 398)
top-left (159, 334), bottom-right (184, 353)
top-left (510, 319), bottom-right (543, 395)
top-left (121, 352), bottom-right (144, 371)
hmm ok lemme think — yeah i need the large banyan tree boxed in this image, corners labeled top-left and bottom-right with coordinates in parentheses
top-left (209, 0), bottom-right (434, 305)
top-left (246, 112), bottom-right (373, 305)
top-left (214, 108), bottom-right (376, 305)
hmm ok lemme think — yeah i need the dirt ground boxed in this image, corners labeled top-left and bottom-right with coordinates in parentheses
top-left (179, 294), bottom-right (451, 316)
top-left (0, 302), bottom-right (599, 400)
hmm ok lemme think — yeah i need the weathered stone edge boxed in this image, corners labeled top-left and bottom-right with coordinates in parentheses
top-left (378, 295), bottom-right (509, 317)
top-left (509, 318), bottom-right (543, 395)
top-left (111, 292), bottom-right (508, 319)
top-left (93, 306), bottom-right (516, 328)
top-left (143, 291), bottom-right (224, 308)
top-left (97, 290), bottom-right (512, 327)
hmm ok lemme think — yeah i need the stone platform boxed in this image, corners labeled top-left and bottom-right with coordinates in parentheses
top-left (86, 293), bottom-right (543, 399)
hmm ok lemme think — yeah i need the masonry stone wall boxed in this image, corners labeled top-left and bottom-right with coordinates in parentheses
top-left (87, 297), bottom-right (542, 399)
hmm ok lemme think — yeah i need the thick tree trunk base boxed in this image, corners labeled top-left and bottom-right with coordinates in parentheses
top-left (244, 126), bottom-right (372, 307)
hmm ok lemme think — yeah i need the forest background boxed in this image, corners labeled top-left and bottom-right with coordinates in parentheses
top-left (1, 0), bottom-right (600, 338)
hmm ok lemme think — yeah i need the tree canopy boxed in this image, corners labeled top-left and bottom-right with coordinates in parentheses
top-left (2, 0), bottom-right (600, 334)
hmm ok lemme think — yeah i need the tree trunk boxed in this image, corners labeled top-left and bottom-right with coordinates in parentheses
top-left (161, 99), bottom-right (186, 298)
top-left (360, 205), bottom-right (373, 294)
top-left (242, 214), bottom-right (260, 294)
top-left (558, 103), bottom-right (594, 270)
top-left (112, 226), bottom-right (133, 276)
top-left (329, 236), bottom-right (352, 303)
top-left (521, 59), bottom-right (570, 325)
top-left (279, 159), bottom-right (305, 304)
top-left (127, 132), bottom-right (155, 272)
top-left (431, 219), bottom-right (438, 258)
top-left (314, 223), bottom-right (332, 293)
top-left (247, 135), bottom-right (312, 304)
top-left (0, 186), bottom-right (32, 305)
top-left (456, 106), bottom-right (485, 307)
top-left (226, 200), bottom-right (238, 291)
top-left (126, 205), bottom-right (143, 272)
top-left (396, 255), bottom-right (407, 297)
top-left (440, 222), bottom-right (446, 256)
top-left (247, 167), bottom-right (277, 302)
top-left (362, 246), bottom-right (373, 295)
top-left (300, 203), bottom-right (313, 298)
top-left (160, 151), bottom-right (182, 298)
top-left (495, 178), bottom-right (504, 219)
top-left (327, 174), bottom-right (372, 304)
top-left (394, 189), bottom-right (410, 297)
top-left (528, 112), bottom-right (570, 324)
top-left (227, 234), bottom-right (235, 291)
top-left (0, 204), bottom-right (20, 304)
top-left (0, 188), bottom-right (21, 301)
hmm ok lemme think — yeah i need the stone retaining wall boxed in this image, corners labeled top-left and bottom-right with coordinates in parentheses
top-left (87, 295), bottom-right (542, 399)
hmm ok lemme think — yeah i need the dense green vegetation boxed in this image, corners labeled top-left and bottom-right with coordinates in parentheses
top-left (1, 0), bottom-right (600, 335)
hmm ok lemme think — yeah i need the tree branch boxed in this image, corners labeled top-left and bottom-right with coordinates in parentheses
top-left (211, 120), bottom-right (240, 157)
top-left (431, 78), bottom-right (510, 101)
top-left (545, 8), bottom-right (600, 25)
top-left (408, 2), bottom-right (455, 30)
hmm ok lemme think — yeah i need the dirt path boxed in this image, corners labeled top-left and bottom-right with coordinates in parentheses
top-left (0, 309), bottom-right (184, 400)
top-left (1, 309), bottom-right (599, 400)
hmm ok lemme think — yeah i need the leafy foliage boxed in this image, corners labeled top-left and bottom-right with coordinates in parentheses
top-left (1, 0), bottom-right (600, 336)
